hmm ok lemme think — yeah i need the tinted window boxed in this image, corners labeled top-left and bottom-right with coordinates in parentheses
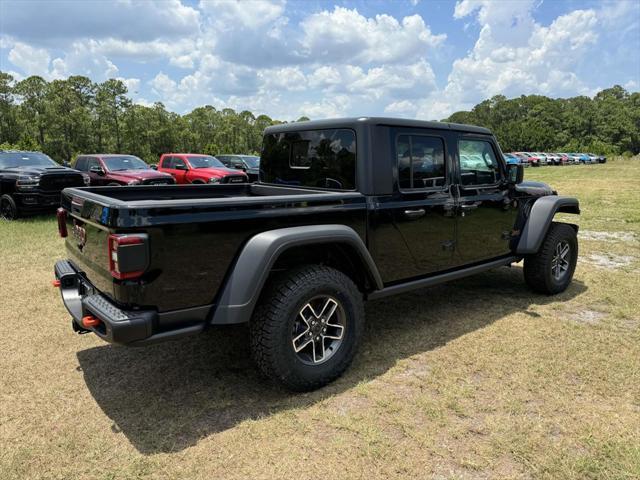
top-left (75, 157), bottom-right (87, 171)
top-left (0, 152), bottom-right (57, 168)
top-left (241, 156), bottom-right (260, 168)
top-left (86, 158), bottom-right (101, 171)
top-left (261, 129), bottom-right (356, 190)
top-left (161, 156), bottom-right (173, 168)
top-left (459, 139), bottom-right (501, 186)
top-left (103, 155), bottom-right (149, 171)
top-left (187, 155), bottom-right (224, 168)
top-left (397, 135), bottom-right (445, 190)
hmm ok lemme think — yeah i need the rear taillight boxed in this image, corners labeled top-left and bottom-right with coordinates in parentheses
top-left (107, 234), bottom-right (149, 280)
top-left (57, 208), bottom-right (68, 238)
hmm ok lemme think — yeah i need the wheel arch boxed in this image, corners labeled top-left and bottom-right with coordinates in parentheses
top-left (516, 196), bottom-right (580, 254)
top-left (210, 225), bottom-right (382, 325)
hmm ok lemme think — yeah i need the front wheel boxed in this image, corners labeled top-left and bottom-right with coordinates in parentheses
top-left (250, 265), bottom-right (364, 391)
top-left (0, 194), bottom-right (19, 220)
top-left (524, 222), bottom-right (578, 294)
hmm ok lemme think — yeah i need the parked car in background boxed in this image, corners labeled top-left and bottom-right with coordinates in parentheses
top-left (73, 154), bottom-right (175, 186)
top-left (575, 153), bottom-right (594, 164)
top-left (545, 153), bottom-right (562, 165)
top-left (588, 153), bottom-right (607, 164)
top-left (533, 152), bottom-right (549, 166)
top-left (216, 154), bottom-right (260, 182)
top-left (0, 150), bottom-right (89, 219)
top-left (517, 152), bottom-right (541, 167)
top-left (503, 153), bottom-right (522, 165)
top-left (157, 153), bottom-right (248, 184)
top-left (563, 153), bottom-right (581, 164)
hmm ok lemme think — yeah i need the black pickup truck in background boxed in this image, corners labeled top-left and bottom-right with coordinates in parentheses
top-left (54, 118), bottom-right (580, 391)
top-left (0, 150), bottom-right (89, 219)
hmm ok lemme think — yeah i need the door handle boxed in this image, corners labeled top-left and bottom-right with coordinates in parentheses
top-left (403, 208), bottom-right (426, 219)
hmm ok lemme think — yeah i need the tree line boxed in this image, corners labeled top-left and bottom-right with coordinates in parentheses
top-left (1, 71), bottom-right (638, 164)
top-left (445, 86), bottom-right (640, 155)
top-left (0, 72), bottom-right (304, 164)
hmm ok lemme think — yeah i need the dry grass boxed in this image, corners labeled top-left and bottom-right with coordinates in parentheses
top-left (1, 158), bottom-right (639, 479)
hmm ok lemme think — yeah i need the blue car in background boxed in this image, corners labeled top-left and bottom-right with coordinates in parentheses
top-left (503, 153), bottom-right (522, 165)
top-left (576, 153), bottom-right (593, 164)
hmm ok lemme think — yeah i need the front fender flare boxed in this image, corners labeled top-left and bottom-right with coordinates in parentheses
top-left (516, 195), bottom-right (580, 254)
top-left (210, 225), bottom-right (382, 325)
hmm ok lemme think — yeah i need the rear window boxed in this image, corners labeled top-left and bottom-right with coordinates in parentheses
top-left (261, 129), bottom-right (356, 190)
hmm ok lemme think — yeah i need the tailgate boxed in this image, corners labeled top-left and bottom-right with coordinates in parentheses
top-left (60, 190), bottom-right (119, 299)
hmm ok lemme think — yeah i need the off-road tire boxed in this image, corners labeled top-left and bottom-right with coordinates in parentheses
top-left (0, 194), bottom-right (19, 220)
top-left (250, 265), bottom-right (364, 391)
top-left (524, 222), bottom-right (578, 295)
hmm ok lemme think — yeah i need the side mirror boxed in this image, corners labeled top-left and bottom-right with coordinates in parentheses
top-left (507, 163), bottom-right (524, 184)
top-left (63, 160), bottom-right (70, 167)
top-left (89, 165), bottom-right (105, 176)
top-left (150, 164), bottom-right (157, 170)
top-left (175, 164), bottom-right (188, 171)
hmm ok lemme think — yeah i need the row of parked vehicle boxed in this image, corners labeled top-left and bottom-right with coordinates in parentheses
top-left (74, 152), bottom-right (261, 186)
top-left (503, 152), bottom-right (607, 166)
top-left (0, 150), bottom-right (260, 219)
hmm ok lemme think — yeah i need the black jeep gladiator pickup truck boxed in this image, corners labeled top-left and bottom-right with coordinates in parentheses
top-left (54, 118), bottom-right (580, 391)
top-left (1, 150), bottom-right (89, 219)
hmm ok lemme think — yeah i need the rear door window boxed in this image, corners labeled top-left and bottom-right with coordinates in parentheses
top-left (261, 129), bottom-right (356, 190)
top-left (396, 135), bottom-right (446, 190)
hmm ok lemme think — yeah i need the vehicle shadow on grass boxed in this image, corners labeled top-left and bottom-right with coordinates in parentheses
top-left (76, 266), bottom-right (587, 454)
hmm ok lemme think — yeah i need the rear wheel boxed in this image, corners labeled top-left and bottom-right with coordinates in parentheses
top-left (250, 265), bottom-right (364, 391)
top-left (0, 194), bottom-right (19, 220)
top-left (524, 222), bottom-right (578, 294)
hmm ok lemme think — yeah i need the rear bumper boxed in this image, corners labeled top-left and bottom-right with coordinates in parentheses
top-left (55, 260), bottom-right (206, 345)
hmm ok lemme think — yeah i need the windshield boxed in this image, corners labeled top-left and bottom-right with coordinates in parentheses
top-left (240, 155), bottom-right (260, 168)
top-left (103, 156), bottom-right (149, 171)
top-left (187, 155), bottom-right (225, 168)
top-left (0, 152), bottom-right (57, 169)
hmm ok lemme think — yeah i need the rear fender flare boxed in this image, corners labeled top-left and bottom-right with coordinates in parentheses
top-left (210, 225), bottom-right (382, 325)
top-left (516, 196), bottom-right (580, 254)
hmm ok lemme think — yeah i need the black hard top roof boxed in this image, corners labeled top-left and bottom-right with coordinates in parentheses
top-left (264, 117), bottom-right (492, 135)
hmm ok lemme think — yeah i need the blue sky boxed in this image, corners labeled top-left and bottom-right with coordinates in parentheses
top-left (1, 0), bottom-right (638, 120)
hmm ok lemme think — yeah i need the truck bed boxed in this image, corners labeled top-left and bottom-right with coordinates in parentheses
top-left (61, 183), bottom-right (365, 228)
top-left (59, 182), bottom-right (368, 315)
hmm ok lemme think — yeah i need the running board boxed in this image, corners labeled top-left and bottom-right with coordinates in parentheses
top-left (367, 256), bottom-right (520, 300)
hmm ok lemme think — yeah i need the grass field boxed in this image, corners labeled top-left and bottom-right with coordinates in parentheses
top-left (1, 159), bottom-right (639, 479)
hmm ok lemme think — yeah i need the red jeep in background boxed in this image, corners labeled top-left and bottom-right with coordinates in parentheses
top-left (73, 154), bottom-right (175, 185)
top-left (157, 153), bottom-right (248, 184)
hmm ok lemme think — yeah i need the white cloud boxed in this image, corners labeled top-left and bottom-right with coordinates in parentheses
top-left (8, 43), bottom-right (51, 77)
top-left (301, 7), bottom-right (446, 64)
top-left (418, 2), bottom-right (602, 118)
top-left (199, 0), bottom-right (286, 29)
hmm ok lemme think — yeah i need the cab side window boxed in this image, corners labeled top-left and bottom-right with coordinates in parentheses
top-left (458, 140), bottom-right (502, 186)
top-left (86, 157), bottom-right (101, 171)
top-left (397, 135), bottom-right (446, 190)
top-left (75, 157), bottom-right (87, 171)
top-left (173, 156), bottom-right (187, 169)
top-left (162, 156), bottom-right (174, 168)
